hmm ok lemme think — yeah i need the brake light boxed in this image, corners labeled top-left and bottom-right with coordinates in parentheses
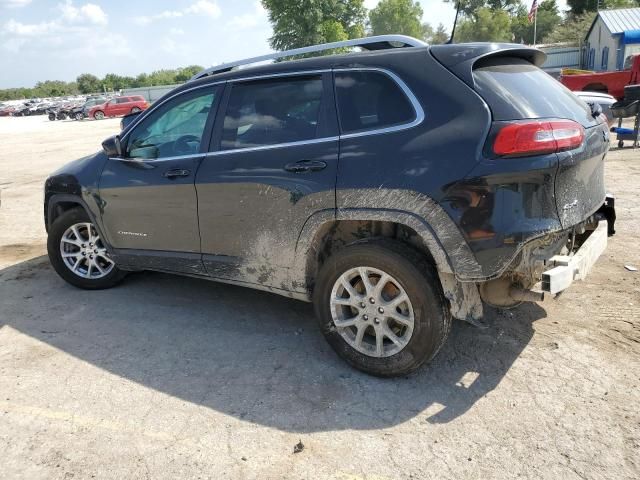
top-left (493, 120), bottom-right (585, 156)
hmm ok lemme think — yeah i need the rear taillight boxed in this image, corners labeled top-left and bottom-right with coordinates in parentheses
top-left (493, 120), bottom-right (585, 157)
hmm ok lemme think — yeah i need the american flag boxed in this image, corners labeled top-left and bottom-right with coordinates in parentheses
top-left (528, 0), bottom-right (538, 23)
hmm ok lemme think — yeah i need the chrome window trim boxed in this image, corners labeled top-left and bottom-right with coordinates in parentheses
top-left (207, 136), bottom-right (339, 157)
top-left (109, 153), bottom-right (205, 163)
top-left (118, 66), bottom-right (425, 161)
top-left (333, 67), bottom-right (425, 139)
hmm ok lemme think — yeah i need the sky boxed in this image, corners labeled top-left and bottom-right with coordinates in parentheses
top-left (0, 0), bottom-right (566, 89)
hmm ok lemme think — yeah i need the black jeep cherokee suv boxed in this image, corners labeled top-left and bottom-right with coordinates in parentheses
top-left (44, 37), bottom-right (615, 377)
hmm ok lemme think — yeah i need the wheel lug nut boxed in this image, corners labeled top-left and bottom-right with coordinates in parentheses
top-left (374, 318), bottom-right (380, 324)
top-left (369, 297), bottom-right (375, 304)
top-left (378, 307), bottom-right (384, 314)
top-left (360, 302), bottom-right (366, 308)
top-left (363, 314), bottom-right (369, 321)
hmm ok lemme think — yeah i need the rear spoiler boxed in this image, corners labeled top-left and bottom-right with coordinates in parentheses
top-left (429, 43), bottom-right (546, 88)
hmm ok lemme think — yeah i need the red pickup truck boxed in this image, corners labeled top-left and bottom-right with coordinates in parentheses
top-left (560, 54), bottom-right (640, 100)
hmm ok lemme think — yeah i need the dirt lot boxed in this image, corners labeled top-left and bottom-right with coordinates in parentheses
top-left (0, 115), bottom-right (639, 480)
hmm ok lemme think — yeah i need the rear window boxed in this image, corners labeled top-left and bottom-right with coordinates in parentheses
top-left (334, 71), bottom-right (415, 134)
top-left (473, 57), bottom-right (595, 127)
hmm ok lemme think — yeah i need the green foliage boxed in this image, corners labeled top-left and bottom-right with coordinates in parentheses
top-left (430, 24), bottom-right (450, 44)
top-left (261, 0), bottom-right (367, 50)
top-left (445, 0), bottom-right (521, 17)
top-left (511, 0), bottom-right (560, 44)
top-left (542, 11), bottom-right (596, 44)
top-left (0, 65), bottom-right (204, 101)
top-left (567, 0), bottom-right (639, 16)
top-left (456, 7), bottom-right (513, 42)
top-left (0, 80), bottom-right (79, 101)
top-left (369, 0), bottom-right (425, 39)
top-left (76, 74), bottom-right (101, 94)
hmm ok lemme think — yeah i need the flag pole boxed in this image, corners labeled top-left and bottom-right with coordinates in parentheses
top-left (533, 8), bottom-right (537, 47)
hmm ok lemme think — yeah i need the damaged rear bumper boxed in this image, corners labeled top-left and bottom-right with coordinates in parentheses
top-left (541, 219), bottom-right (608, 294)
top-left (541, 194), bottom-right (616, 294)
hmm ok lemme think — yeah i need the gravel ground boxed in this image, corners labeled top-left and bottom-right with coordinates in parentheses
top-left (0, 115), bottom-right (639, 480)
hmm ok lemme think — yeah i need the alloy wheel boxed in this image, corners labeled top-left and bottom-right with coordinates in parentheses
top-left (60, 222), bottom-right (115, 279)
top-left (330, 266), bottom-right (415, 357)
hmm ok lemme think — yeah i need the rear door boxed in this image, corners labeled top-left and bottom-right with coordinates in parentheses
top-left (99, 85), bottom-right (221, 274)
top-left (195, 72), bottom-right (338, 289)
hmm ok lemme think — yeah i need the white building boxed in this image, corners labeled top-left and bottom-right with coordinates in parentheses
top-left (585, 8), bottom-right (640, 71)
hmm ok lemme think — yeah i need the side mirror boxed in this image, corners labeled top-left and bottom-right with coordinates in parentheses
top-left (102, 135), bottom-right (122, 157)
top-left (589, 101), bottom-right (603, 118)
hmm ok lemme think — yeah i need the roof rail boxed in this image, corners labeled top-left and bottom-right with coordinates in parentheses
top-left (190, 35), bottom-right (427, 81)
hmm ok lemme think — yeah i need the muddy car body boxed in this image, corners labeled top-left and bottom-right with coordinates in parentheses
top-left (44, 36), bottom-right (615, 376)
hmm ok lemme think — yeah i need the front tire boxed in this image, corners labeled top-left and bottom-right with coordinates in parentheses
top-left (47, 207), bottom-right (125, 290)
top-left (93, 110), bottom-right (104, 120)
top-left (313, 239), bottom-right (451, 377)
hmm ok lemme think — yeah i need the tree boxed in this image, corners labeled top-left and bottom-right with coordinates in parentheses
top-left (430, 23), bottom-right (450, 44)
top-left (174, 65), bottom-right (204, 83)
top-left (261, 0), bottom-right (367, 51)
top-left (542, 11), bottom-right (595, 44)
top-left (567, 0), bottom-right (639, 15)
top-left (369, 0), bottom-right (425, 39)
top-left (444, 0), bottom-right (521, 16)
top-left (76, 74), bottom-right (101, 94)
top-left (511, 0), bottom-right (560, 44)
top-left (456, 7), bottom-right (513, 42)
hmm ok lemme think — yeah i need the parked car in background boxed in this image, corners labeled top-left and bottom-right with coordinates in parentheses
top-left (560, 54), bottom-right (640, 100)
top-left (71, 97), bottom-right (108, 120)
top-left (0, 104), bottom-right (16, 116)
top-left (89, 96), bottom-right (149, 120)
top-left (574, 91), bottom-right (618, 126)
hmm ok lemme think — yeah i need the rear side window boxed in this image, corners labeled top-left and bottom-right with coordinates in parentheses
top-left (334, 71), bottom-right (415, 134)
top-left (473, 57), bottom-right (594, 127)
top-left (221, 75), bottom-right (323, 150)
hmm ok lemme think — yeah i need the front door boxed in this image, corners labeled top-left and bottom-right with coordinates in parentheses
top-left (195, 73), bottom-right (338, 290)
top-left (99, 84), bottom-right (221, 274)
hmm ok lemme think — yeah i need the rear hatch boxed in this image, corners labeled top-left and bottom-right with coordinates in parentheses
top-left (432, 46), bottom-right (608, 229)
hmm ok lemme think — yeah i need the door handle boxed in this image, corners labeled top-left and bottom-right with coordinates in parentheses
top-left (163, 168), bottom-right (191, 178)
top-left (284, 160), bottom-right (327, 173)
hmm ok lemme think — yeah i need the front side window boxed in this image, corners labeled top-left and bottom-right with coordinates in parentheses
top-left (221, 75), bottom-right (323, 150)
top-left (334, 71), bottom-right (415, 134)
top-left (126, 87), bottom-right (217, 160)
top-left (116, 97), bottom-right (129, 104)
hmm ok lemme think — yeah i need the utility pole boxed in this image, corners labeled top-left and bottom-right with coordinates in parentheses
top-left (533, 8), bottom-right (537, 47)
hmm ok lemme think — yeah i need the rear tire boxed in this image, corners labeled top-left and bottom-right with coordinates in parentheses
top-left (48, 207), bottom-right (126, 290)
top-left (313, 239), bottom-right (451, 377)
top-left (131, 107), bottom-right (141, 114)
top-left (48, 113), bottom-right (56, 121)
